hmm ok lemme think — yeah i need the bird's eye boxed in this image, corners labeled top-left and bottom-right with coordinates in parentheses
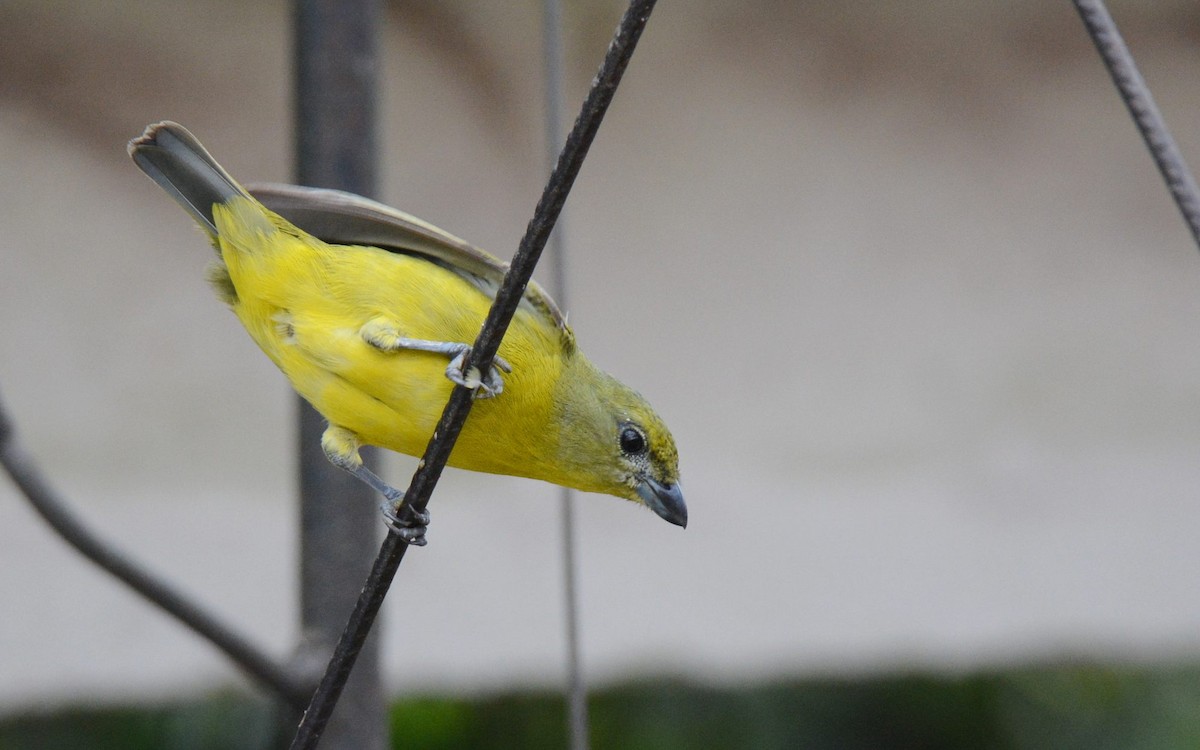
top-left (619, 425), bottom-right (646, 455)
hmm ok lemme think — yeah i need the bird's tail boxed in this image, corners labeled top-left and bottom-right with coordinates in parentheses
top-left (128, 121), bottom-right (250, 237)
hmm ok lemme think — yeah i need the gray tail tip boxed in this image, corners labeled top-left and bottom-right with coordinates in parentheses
top-left (127, 120), bottom-right (186, 157)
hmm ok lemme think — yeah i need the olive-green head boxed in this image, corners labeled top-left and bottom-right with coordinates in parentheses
top-left (555, 356), bottom-right (685, 528)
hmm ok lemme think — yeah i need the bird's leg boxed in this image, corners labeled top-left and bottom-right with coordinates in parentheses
top-left (361, 318), bottom-right (511, 399)
top-left (321, 425), bottom-right (430, 545)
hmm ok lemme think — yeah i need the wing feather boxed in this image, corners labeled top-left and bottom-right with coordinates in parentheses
top-left (247, 183), bottom-right (569, 337)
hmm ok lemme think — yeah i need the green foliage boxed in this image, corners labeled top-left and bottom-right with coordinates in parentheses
top-left (0, 691), bottom-right (279, 750)
top-left (4, 666), bottom-right (1200, 750)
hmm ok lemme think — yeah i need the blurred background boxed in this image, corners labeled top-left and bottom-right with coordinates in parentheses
top-left (3, 0), bottom-right (1200, 747)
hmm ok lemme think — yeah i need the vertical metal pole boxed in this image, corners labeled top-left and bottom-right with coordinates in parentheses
top-left (287, 2), bottom-right (659, 743)
top-left (292, 1), bottom-right (386, 748)
top-left (541, 2), bottom-right (589, 748)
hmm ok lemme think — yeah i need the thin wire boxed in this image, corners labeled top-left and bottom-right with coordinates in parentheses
top-left (540, 1), bottom-right (589, 748)
top-left (288, 1), bottom-right (659, 746)
top-left (1072, 0), bottom-right (1200, 249)
top-left (0, 392), bottom-right (310, 709)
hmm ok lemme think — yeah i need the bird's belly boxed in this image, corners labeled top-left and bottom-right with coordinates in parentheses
top-left (233, 299), bottom-right (455, 458)
top-left (229, 288), bottom-right (567, 479)
top-left (304, 365), bottom-right (450, 457)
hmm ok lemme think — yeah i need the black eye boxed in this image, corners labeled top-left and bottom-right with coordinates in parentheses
top-left (619, 425), bottom-right (646, 455)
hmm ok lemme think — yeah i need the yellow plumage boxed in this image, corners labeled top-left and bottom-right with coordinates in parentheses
top-left (129, 122), bottom-right (685, 536)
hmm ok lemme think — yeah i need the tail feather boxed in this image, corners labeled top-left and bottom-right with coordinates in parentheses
top-left (128, 121), bottom-right (249, 235)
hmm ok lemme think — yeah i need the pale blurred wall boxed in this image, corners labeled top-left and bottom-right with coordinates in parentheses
top-left (3, 0), bottom-right (1200, 711)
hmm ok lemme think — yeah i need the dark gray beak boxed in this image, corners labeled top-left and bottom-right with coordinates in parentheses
top-left (636, 476), bottom-right (687, 528)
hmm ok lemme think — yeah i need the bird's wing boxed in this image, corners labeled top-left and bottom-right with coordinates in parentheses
top-left (247, 182), bottom-right (569, 335)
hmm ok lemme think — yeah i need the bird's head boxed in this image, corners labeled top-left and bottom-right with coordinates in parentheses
top-left (555, 357), bottom-right (686, 528)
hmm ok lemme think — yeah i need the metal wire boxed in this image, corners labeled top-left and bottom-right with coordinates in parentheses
top-left (1073, 0), bottom-right (1200, 249)
top-left (540, 0), bottom-right (590, 747)
top-left (288, 1), bottom-right (660, 746)
top-left (0, 392), bottom-right (310, 708)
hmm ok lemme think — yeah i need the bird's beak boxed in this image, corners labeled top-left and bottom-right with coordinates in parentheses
top-left (636, 476), bottom-right (687, 528)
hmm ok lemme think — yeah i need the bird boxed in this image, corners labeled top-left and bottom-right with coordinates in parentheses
top-left (128, 121), bottom-right (685, 544)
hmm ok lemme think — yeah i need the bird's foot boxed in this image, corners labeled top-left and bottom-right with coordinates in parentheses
top-left (381, 496), bottom-right (431, 546)
top-left (445, 347), bottom-right (512, 399)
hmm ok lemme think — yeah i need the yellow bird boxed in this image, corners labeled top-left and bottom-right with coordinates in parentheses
top-left (128, 122), bottom-right (685, 543)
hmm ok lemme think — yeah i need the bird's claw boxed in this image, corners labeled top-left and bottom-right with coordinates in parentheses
top-left (445, 348), bottom-right (511, 399)
top-left (381, 500), bottom-right (430, 546)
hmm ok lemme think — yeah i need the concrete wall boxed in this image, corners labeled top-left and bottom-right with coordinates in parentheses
top-left (2, 0), bottom-right (1200, 710)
